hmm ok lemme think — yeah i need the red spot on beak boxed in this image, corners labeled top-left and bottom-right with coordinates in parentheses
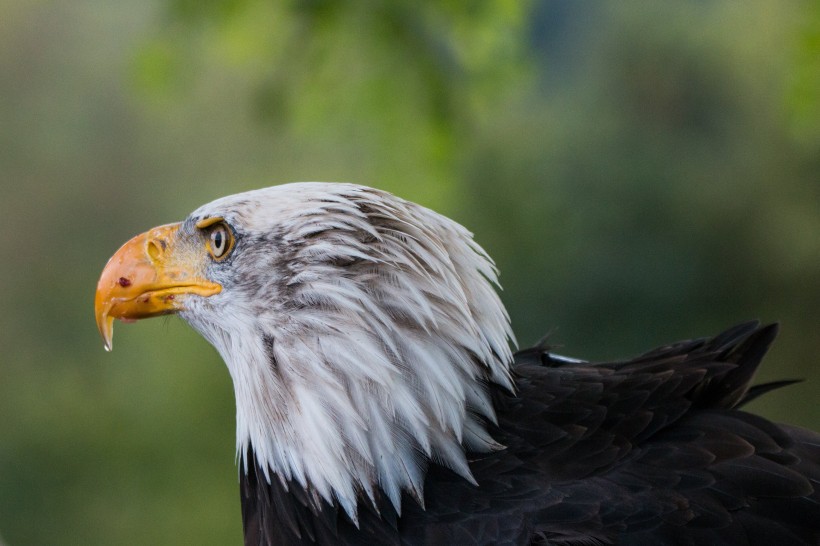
top-left (118, 277), bottom-right (132, 288)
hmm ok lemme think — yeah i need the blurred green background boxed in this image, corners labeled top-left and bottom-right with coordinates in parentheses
top-left (1, 0), bottom-right (818, 544)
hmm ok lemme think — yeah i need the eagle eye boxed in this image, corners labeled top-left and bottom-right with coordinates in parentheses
top-left (202, 221), bottom-right (234, 261)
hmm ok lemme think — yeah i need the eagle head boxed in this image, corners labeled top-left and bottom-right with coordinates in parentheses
top-left (95, 183), bottom-right (514, 518)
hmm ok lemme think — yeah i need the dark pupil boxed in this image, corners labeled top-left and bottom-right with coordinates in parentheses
top-left (213, 230), bottom-right (224, 252)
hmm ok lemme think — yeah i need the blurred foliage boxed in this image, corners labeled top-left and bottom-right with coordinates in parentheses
top-left (789, 0), bottom-right (820, 149)
top-left (0, 0), bottom-right (818, 544)
top-left (133, 0), bottom-right (531, 207)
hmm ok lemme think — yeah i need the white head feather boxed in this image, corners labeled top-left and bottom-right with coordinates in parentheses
top-left (179, 182), bottom-right (515, 520)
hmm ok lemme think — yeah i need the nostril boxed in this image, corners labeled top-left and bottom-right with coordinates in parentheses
top-left (147, 239), bottom-right (163, 261)
top-left (118, 277), bottom-right (132, 288)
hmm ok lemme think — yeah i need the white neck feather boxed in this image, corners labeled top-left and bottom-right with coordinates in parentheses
top-left (183, 183), bottom-right (515, 522)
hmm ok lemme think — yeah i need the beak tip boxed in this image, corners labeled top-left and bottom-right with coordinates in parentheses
top-left (97, 313), bottom-right (115, 353)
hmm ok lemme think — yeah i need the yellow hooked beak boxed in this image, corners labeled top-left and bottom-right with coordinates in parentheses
top-left (94, 223), bottom-right (222, 351)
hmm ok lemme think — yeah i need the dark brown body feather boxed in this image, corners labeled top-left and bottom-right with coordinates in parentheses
top-left (240, 322), bottom-right (820, 545)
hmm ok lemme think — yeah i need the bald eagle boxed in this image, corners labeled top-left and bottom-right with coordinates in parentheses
top-left (95, 183), bottom-right (819, 545)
